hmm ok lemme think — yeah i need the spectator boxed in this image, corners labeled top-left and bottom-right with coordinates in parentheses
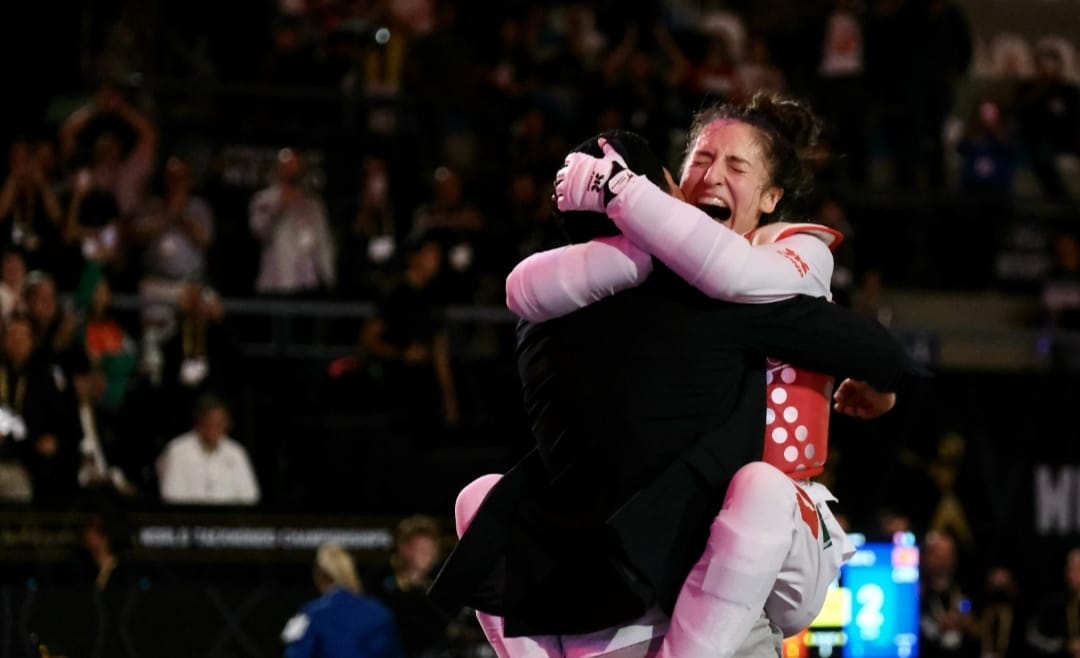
top-left (921, 0), bottom-right (974, 190)
top-left (865, 0), bottom-right (926, 189)
top-left (0, 139), bottom-right (65, 273)
top-left (70, 348), bottom-right (137, 500)
top-left (249, 148), bottom-right (336, 296)
top-left (74, 262), bottom-right (138, 413)
top-left (154, 282), bottom-right (238, 435)
top-left (336, 157), bottom-right (399, 300)
top-left (156, 393), bottom-right (259, 505)
top-left (410, 165), bottom-right (485, 237)
top-left (364, 515), bottom-right (452, 657)
top-left (1014, 41), bottom-right (1080, 200)
top-left (1, 314), bottom-right (77, 508)
top-left (0, 319), bottom-right (34, 504)
top-left (1028, 547), bottom-right (1080, 656)
top-left (813, 194), bottom-right (856, 306)
top-left (61, 163), bottom-right (122, 291)
top-left (737, 34), bottom-right (785, 96)
top-left (975, 565), bottom-right (1022, 658)
top-left (59, 82), bottom-right (157, 221)
top-left (132, 155), bottom-right (215, 333)
top-left (1040, 231), bottom-right (1080, 371)
top-left (360, 235), bottom-right (459, 449)
top-left (920, 529), bottom-right (980, 657)
top-left (0, 249), bottom-right (27, 321)
top-left (23, 270), bottom-right (78, 367)
top-left (956, 98), bottom-right (1018, 196)
top-left (813, 0), bottom-right (870, 187)
top-left (282, 543), bottom-right (406, 658)
top-left (409, 165), bottom-right (486, 304)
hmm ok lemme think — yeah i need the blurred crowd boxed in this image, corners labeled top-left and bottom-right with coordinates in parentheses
top-left (0, 0), bottom-right (1075, 511)
top-left (0, 0), bottom-right (1077, 656)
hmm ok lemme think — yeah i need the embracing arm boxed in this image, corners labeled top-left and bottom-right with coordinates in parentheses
top-left (505, 235), bottom-right (653, 321)
top-left (606, 177), bottom-right (835, 302)
top-left (740, 295), bottom-right (918, 392)
top-left (508, 191), bottom-right (835, 322)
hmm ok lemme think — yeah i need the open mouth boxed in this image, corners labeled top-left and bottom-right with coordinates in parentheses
top-left (698, 204), bottom-right (732, 221)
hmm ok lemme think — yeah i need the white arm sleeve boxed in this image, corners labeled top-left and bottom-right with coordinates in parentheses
top-left (606, 177), bottom-right (834, 302)
top-left (505, 235), bottom-right (653, 322)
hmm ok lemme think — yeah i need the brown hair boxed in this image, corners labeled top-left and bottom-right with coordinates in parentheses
top-left (684, 91), bottom-right (829, 223)
top-left (395, 514), bottom-right (440, 547)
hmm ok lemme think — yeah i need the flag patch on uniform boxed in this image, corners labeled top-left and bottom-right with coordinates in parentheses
top-left (281, 613), bottom-right (310, 643)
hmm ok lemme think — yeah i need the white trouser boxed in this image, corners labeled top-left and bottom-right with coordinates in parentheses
top-left (659, 462), bottom-right (854, 658)
top-left (456, 474), bottom-right (669, 658)
top-left (454, 474), bottom-right (792, 658)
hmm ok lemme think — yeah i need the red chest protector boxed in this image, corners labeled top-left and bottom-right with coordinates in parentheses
top-left (747, 222), bottom-right (843, 480)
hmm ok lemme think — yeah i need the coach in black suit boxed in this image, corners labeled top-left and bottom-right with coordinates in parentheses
top-left (427, 131), bottom-right (918, 637)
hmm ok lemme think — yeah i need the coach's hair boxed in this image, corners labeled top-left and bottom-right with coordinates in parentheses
top-left (556, 129), bottom-right (672, 244)
top-left (684, 91), bottom-right (830, 224)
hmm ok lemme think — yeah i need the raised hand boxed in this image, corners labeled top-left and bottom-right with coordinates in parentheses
top-left (554, 138), bottom-right (636, 214)
top-left (832, 378), bottom-right (896, 419)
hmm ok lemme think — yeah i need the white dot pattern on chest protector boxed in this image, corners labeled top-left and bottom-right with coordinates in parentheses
top-left (762, 362), bottom-right (833, 475)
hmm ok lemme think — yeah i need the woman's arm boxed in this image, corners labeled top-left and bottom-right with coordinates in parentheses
top-left (606, 177), bottom-right (836, 302)
top-left (505, 235), bottom-right (653, 322)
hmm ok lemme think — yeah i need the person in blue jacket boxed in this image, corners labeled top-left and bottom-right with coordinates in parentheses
top-left (282, 542), bottom-right (406, 658)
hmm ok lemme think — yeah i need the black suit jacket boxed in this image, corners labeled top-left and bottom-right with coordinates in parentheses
top-left (428, 266), bottom-right (916, 635)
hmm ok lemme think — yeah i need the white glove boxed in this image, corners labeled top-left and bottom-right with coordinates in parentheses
top-left (554, 138), bottom-right (637, 214)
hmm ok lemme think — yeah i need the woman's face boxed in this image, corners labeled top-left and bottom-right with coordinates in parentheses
top-left (679, 119), bottom-right (783, 236)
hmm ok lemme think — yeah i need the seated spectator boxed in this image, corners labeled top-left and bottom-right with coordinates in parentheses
top-left (156, 393), bottom-right (259, 505)
top-left (975, 564), bottom-right (1022, 658)
top-left (1, 314), bottom-right (78, 508)
top-left (920, 530), bottom-right (980, 657)
top-left (69, 348), bottom-right (137, 500)
top-left (0, 249), bottom-right (27, 321)
top-left (363, 515), bottom-right (452, 657)
top-left (0, 319), bottom-right (34, 504)
top-left (23, 270), bottom-right (78, 367)
top-left (282, 543), bottom-right (406, 658)
top-left (956, 99), bottom-right (1018, 196)
top-left (74, 261), bottom-right (138, 413)
top-left (1040, 231), bottom-right (1080, 371)
top-left (1014, 42), bottom-right (1080, 200)
top-left (1028, 547), bottom-right (1080, 656)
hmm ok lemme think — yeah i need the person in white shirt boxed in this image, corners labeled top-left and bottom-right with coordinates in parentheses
top-left (156, 394), bottom-right (260, 505)
top-left (249, 148), bottom-right (336, 295)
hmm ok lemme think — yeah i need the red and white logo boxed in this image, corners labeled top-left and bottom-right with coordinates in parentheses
top-left (778, 248), bottom-right (810, 277)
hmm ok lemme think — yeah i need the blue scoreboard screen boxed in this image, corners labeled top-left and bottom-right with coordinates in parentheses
top-left (784, 532), bottom-right (920, 658)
